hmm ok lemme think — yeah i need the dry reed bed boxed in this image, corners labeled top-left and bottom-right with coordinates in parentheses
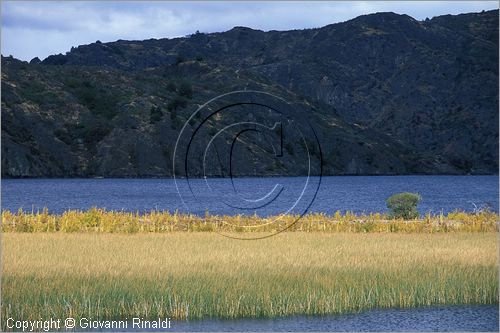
top-left (1, 208), bottom-right (498, 233)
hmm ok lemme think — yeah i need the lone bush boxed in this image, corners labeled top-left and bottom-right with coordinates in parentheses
top-left (386, 192), bottom-right (421, 219)
top-left (167, 96), bottom-right (187, 112)
top-left (178, 81), bottom-right (193, 99)
top-left (149, 106), bottom-right (163, 123)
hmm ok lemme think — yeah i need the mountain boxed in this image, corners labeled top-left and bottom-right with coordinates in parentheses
top-left (2, 10), bottom-right (498, 177)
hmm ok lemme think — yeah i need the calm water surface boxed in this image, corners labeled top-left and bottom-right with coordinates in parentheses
top-left (85, 305), bottom-right (499, 332)
top-left (2, 176), bottom-right (498, 215)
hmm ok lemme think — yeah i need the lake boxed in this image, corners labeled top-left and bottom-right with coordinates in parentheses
top-left (85, 305), bottom-right (499, 332)
top-left (2, 176), bottom-right (498, 215)
top-left (3, 177), bottom-right (498, 332)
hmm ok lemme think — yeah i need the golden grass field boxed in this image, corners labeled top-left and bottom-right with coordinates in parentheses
top-left (2, 231), bottom-right (498, 329)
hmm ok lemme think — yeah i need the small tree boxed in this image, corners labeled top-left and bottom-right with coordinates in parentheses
top-left (386, 192), bottom-right (421, 219)
top-left (178, 81), bottom-right (193, 99)
top-left (175, 55), bottom-right (185, 65)
top-left (149, 106), bottom-right (163, 124)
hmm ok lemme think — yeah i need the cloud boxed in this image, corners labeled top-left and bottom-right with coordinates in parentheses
top-left (1, 1), bottom-right (498, 61)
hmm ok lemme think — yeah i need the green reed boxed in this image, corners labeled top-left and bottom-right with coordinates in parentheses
top-left (2, 233), bottom-right (498, 329)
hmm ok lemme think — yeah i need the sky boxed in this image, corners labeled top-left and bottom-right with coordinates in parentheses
top-left (2, 1), bottom-right (498, 61)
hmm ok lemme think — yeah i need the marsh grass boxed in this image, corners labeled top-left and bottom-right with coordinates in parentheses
top-left (1, 208), bottom-right (498, 233)
top-left (1, 232), bottom-right (498, 329)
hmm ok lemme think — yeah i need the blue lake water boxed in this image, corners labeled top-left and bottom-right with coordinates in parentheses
top-left (84, 305), bottom-right (499, 332)
top-left (1, 176), bottom-right (498, 215)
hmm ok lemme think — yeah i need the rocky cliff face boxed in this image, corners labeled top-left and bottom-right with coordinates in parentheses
top-left (2, 10), bottom-right (498, 177)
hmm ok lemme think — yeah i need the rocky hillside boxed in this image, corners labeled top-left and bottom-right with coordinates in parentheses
top-left (2, 10), bottom-right (498, 177)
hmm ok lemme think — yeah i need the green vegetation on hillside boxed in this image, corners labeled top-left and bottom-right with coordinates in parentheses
top-left (2, 10), bottom-right (498, 177)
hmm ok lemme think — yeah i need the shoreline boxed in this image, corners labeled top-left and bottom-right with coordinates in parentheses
top-left (2, 209), bottom-right (498, 233)
top-left (2, 174), bottom-right (499, 180)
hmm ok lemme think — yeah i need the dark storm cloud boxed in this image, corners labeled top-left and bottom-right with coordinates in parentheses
top-left (1, 1), bottom-right (498, 61)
